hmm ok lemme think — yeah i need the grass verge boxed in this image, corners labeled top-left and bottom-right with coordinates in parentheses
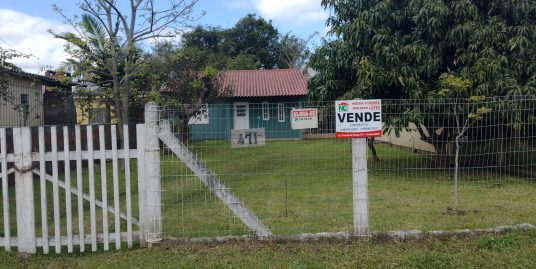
top-left (1, 230), bottom-right (535, 268)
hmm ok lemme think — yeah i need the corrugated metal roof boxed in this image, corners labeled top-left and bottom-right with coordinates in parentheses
top-left (1, 67), bottom-right (67, 87)
top-left (221, 69), bottom-right (308, 98)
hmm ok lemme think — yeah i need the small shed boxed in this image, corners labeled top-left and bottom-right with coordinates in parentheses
top-left (189, 69), bottom-right (309, 140)
top-left (0, 69), bottom-right (75, 127)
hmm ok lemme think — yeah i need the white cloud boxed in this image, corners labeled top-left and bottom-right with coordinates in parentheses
top-left (0, 9), bottom-right (70, 74)
top-left (255, 0), bottom-right (327, 27)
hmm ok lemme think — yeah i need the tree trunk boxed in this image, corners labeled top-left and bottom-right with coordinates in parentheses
top-left (367, 138), bottom-right (380, 162)
top-left (454, 135), bottom-right (460, 211)
top-left (180, 117), bottom-right (190, 144)
top-left (496, 125), bottom-right (506, 168)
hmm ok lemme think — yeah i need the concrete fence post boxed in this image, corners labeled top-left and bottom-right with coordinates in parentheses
top-left (13, 127), bottom-right (36, 253)
top-left (140, 102), bottom-right (162, 245)
top-left (352, 138), bottom-right (369, 235)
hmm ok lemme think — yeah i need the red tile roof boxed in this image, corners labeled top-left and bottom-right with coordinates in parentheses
top-left (220, 69), bottom-right (308, 98)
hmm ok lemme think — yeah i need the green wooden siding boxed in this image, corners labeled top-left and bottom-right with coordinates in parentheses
top-left (189, 97), bottom-right (306, 141)
top-left (189, 102), bottom-right (233, 140)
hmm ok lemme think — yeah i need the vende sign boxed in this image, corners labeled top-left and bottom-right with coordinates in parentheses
top-left (335, 100), bottom-right (382, 139)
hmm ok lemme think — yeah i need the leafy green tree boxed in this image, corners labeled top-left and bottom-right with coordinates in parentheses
top-left (311, 0), bottom-right (536, 165)
top-left (53, 0), bottom-right (199, 125)
top-left (226, 14), bottom-right (280, 69)
top-left (181, 14), bottom-right (309, 70)
top-left (144, 41), bottom-right (227, 142)
top-left (51, 14), bottom-right (119, 122)
top-left (278, 33), bottom-right (311, 69)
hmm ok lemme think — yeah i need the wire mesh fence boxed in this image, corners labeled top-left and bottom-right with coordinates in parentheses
top-left (150, 96), bottom-right (535, 238)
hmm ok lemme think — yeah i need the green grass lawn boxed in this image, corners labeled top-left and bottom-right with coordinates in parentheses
top-left (160, 139), bottom-right (536, 237)
top-left (1, 230), bottom-right (536, 268)
top-left (1, 138), bottom-right (535, 241)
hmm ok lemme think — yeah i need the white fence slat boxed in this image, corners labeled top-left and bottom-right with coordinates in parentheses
top-left (111, 125), bottom-right (121, 249)
top-left (75, 125), bottom-right (85, 252)
top-left (1, 128), bottom-right (10, 251)
top-left (38, 127), bottom-right (49, 254)
top-left (51, 126), bottom-right (61, 254)
top-left (123, 125), bottom-right (133, 248)
top-left (14, 127), bottom-right (36, 253)
top-left (87, 125), bottom-right (98, 251)
top-left (98, 125), bottom-right (110, 251)
top-left (136, 124), bottom-right (147, 246)
top-left (63, 126), bottom-right (74, 253)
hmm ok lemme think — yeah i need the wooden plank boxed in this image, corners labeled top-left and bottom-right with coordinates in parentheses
top-left (136, 124), bottom-right (147, 247)
top-left (0, 128), bottom-right (10, 252)
top-left (14, 127), bottom-right (36, 253)
top-left (111, 125), bottom-right (121, 249)
top-left (32, 169), bottom-right (139, 226)
top-left (123, 125), bottom-right (133, 248)
top-left (98, 125), bottom-right (110, 251)
top-left (3, 149), bottom-right (139, 162)
top-left (38, 127), bottom-right (49, 254)
top-left (51, 126), bottom-right (61, 253)
top-left (159, 121), bottom-right (272, 237)
top-left (63, 126), bottom-right (74, 253)
top-left (75, 125), bottom-right (85, 252)
top-left (87, 125), bottom-right (98, 251)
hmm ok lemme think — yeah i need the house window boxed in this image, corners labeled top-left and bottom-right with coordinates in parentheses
top-left (236, 104), bottom-right (247, 117)
top-left (20, 94), bottom-right (29, 106)
top-left (20, 94), bottom-right (29, 126)
top-left (262, 102), bottom-right (269, 120)
top-left (277, 103), bottom-right (285, 122)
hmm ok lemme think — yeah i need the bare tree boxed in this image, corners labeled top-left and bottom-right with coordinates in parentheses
top-left (53, 0), bottom-right (199, 125)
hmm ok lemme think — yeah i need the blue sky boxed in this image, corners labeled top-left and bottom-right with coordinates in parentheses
top-left (0, 0), bottom-right (328, 73)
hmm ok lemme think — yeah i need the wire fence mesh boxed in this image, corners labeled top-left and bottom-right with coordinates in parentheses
top-left (155, 96), bottom-right (535, 238)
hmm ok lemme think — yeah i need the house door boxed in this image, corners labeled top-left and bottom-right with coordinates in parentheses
top-left (233, 102), bottom-right (249, 130)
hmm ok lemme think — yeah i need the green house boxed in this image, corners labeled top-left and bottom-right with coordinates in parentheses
top-left (189, 69), bottom-right (309, 141)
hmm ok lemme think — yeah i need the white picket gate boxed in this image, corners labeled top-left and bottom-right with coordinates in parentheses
top-left (0, 114), bottom-right (163, 254)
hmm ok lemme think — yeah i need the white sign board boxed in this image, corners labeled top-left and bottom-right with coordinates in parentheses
top-left (231, 128), bottom-right (266, 148)
top-left (188, 104), bottom-right (209, 125)
top-left (291, 108), bottom-right (318, 129)
top-left (335, 100), bottom-right (382, 138)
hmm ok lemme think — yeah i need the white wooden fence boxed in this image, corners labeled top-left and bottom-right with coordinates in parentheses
top-left (0, 107), bottom-right (163, 254)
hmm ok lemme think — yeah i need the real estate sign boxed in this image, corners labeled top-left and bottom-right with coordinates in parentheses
top-left (335, 100), bottom-right (382, 138)
top-left (291, 108), bottom-right (318, 129)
